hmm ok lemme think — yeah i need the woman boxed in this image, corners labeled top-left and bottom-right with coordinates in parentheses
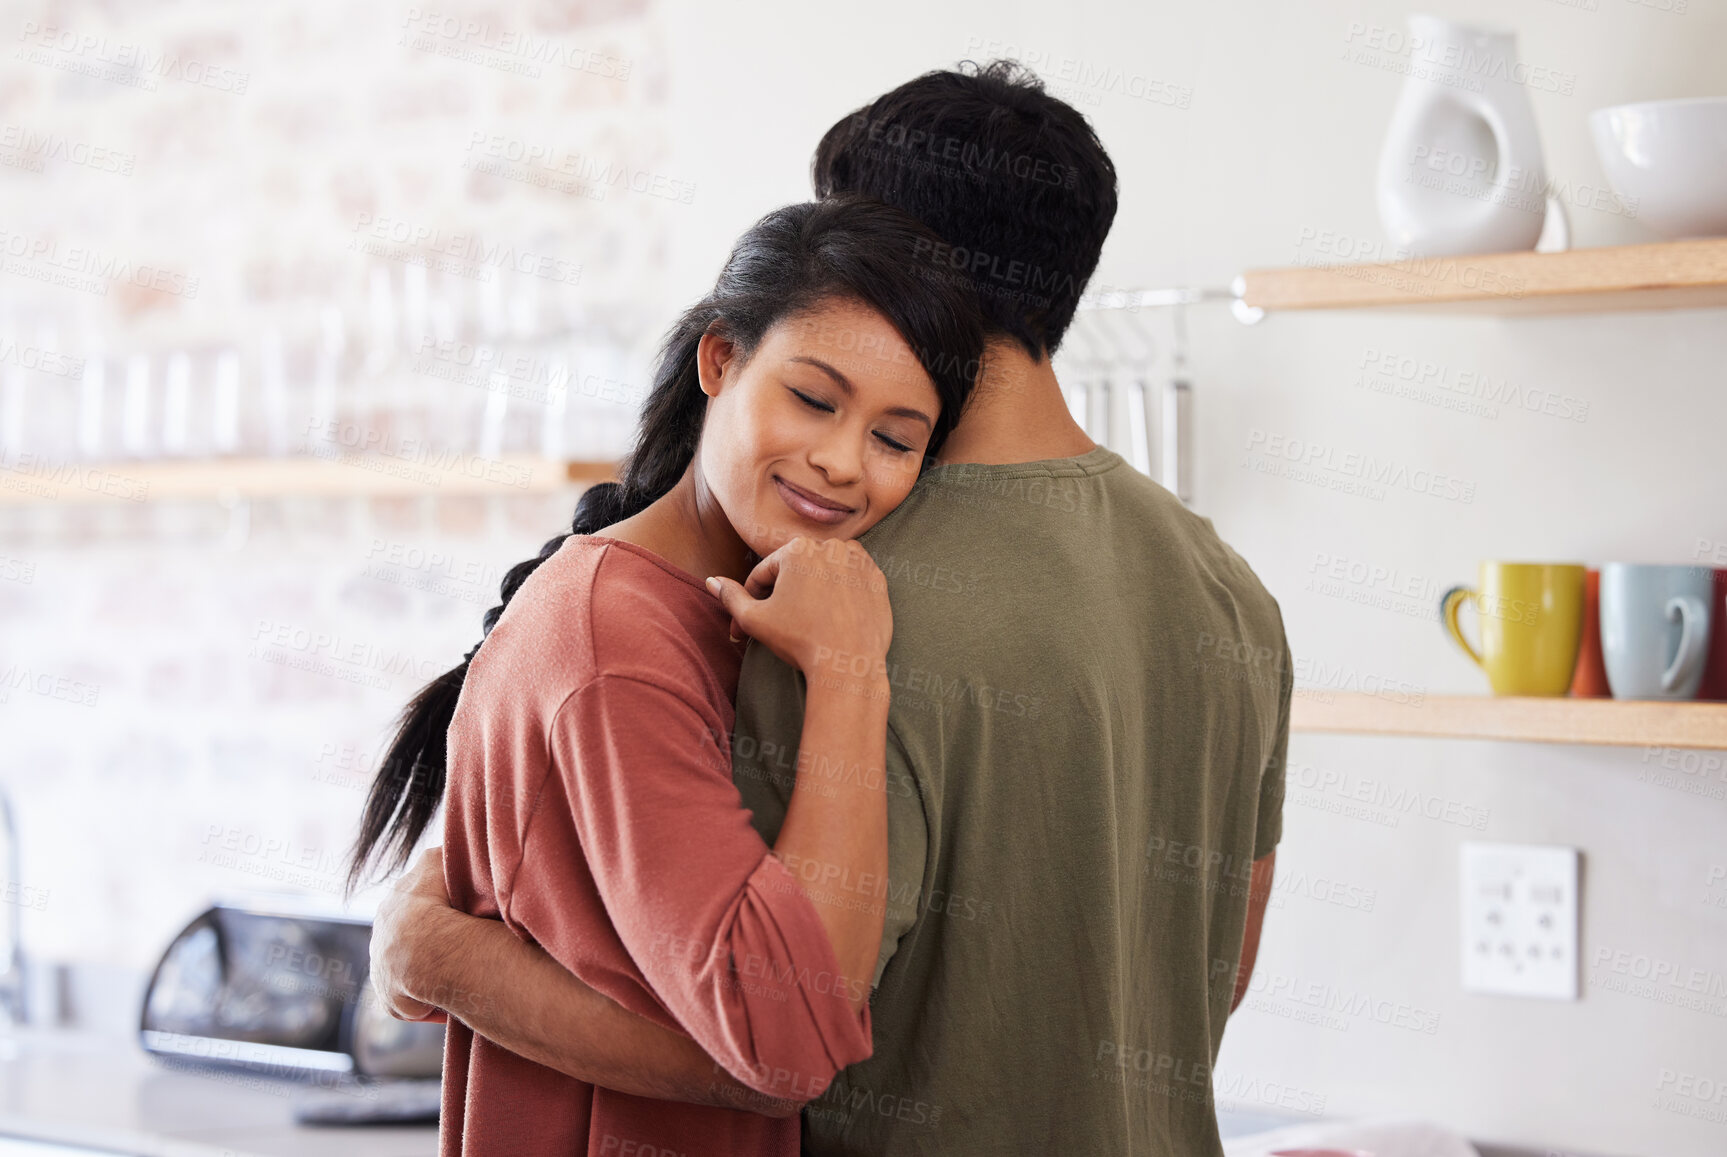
top-left (347, 196), bottom-right (983, 1155)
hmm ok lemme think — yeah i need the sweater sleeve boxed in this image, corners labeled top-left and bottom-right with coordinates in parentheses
top-left (525, 673), bottom-right (872, 1101)
top-left (731, 640), bottom-right (926, 988)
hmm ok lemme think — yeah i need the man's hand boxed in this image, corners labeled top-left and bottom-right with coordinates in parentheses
top-left (369, 846), bottom-right (451, 1023)
top-left (363, 847), bottom-right (804, 1115)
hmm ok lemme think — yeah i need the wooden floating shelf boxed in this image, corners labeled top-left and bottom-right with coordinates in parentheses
top-left (1240, 238), bottom-right (1727, 316)
top-left (1292, 692), bottom-right (1727, 750)
top-left (0, 455), bottom-right (617, 505)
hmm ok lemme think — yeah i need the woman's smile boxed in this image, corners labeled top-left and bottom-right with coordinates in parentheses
top-left (772, 473), bottom-right (858, 526)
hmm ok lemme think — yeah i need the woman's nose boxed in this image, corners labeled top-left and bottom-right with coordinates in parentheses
top-left (807, 428), bottom-right (864, 486)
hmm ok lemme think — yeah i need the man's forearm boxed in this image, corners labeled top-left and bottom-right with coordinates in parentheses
top-left (406, 905), bottom-right (800, 1117)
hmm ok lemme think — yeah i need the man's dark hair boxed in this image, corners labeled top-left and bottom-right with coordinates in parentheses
top-left (813, 59), bottom-right (1118, 360)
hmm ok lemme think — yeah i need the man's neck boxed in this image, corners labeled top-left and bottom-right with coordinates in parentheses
top-left (933, 339), bottom-right (1095, 468)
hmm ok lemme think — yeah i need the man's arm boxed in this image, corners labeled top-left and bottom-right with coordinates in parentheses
top-left (1230, 850), bottom-right (1275, 1013)
top-left (370, 849), bottom-right (799, 1118)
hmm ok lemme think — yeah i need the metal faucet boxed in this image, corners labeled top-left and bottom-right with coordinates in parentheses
top-left (0, 784), bottom-right (27, 1025)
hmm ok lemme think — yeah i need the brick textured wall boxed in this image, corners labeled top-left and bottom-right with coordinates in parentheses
top-left (0, 0), bottom-right (691, 972)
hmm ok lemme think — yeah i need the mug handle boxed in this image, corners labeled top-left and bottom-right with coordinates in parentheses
top-left (1441, 585), bottom-right (1485, 669)
top-left (1661, 595), bottom-right (1709, 694)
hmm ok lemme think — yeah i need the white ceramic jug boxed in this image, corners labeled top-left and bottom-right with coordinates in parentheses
top-left (1376, 15), bottom-right (1550, 256)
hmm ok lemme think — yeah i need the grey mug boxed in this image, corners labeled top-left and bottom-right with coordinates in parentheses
top-left (1599, 563), bottom-right (1714, 700)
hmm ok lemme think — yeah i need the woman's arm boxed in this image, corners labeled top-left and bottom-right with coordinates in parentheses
top-left (369, 536), bottom-right (892, 1107)
top-left (370, 850), bottom-right (798, 1116)
top-left (711, 536), bottom-right (892, 1011)
top-left (490, 536), bottom-right (890, 1103)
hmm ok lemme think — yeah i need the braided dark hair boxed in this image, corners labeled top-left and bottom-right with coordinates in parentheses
top-left (346, 195), bottom-right (984, 892)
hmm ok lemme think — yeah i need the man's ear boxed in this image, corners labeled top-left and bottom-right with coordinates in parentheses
top-left (696, 330), bottom-right (739, 400)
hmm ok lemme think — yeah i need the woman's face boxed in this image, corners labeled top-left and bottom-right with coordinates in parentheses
top-left (695, 297), bottom-right (944, 557)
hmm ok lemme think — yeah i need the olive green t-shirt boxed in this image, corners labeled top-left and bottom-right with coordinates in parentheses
top-left (731, 445), bottom-right (1291, 1156)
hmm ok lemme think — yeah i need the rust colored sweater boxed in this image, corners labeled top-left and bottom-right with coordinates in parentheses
top-left (439, 536), bottom-right (872, 1155)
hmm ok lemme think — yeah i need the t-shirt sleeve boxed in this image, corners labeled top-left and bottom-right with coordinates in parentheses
top-left (1254, 642), bottom-right (1293, 860)
top-left (526, 673), bottom-right (872, 1100)
top-left (732, 641), bottom-right (928, 989)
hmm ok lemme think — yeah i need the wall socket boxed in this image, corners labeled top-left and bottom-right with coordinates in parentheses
top-left (1460, 841), bottom-right (1580, 1000)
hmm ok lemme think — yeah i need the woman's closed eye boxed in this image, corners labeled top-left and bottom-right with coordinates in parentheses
top-left (791, 387), bottom-right (916, 454)
top-left (790, 387), bottom-right (834, 414)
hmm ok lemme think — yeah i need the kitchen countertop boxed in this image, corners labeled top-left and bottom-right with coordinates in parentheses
top-left (0, 1030), bottom-right (436, 1156)
top-left (0, 1029), bottom-right (1604, 1157)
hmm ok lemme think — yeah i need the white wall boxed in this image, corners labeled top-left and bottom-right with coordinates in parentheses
top-left (2, 0), bottom-right (1723, 1153)
top-left (655, 2), bottom-right (1727, 1154)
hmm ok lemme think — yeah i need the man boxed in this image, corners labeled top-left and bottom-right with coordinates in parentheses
top-left (372, 61), bottom-right (1288, 1155)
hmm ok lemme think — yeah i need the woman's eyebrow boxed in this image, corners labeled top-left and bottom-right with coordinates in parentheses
top-left (788, 355), bottom-right (934, 429)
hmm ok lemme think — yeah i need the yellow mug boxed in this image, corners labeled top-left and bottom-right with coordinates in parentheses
top-left (1440, 562), bottom-right (1585, 696)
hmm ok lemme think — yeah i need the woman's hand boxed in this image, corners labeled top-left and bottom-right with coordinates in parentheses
top-left (708, 536), bottom-right (891, 679)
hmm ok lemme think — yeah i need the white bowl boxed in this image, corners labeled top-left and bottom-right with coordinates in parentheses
top-left (1590, 97), bottom-right (1727, 239)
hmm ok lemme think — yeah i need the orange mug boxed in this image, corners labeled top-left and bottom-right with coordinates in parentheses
top-left (1571, 568), bottom-right (1611, 697)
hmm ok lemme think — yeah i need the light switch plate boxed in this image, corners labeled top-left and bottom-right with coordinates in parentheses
top-left (1460, 841), bottom-right (1579, 1000)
